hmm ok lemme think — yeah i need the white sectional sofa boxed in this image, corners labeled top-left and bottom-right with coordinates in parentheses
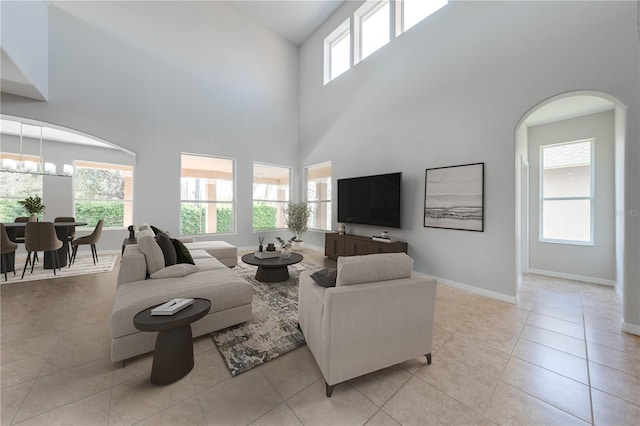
top-left (110, 227), bottom-right (251, 364)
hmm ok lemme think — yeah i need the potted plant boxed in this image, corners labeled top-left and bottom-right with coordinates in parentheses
top-left (18, 196), bottom-right (45, 220)
top-left (284, 201), bottom-right (312, 250)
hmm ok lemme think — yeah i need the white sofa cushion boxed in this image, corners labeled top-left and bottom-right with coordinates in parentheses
top-left (184, 241), bottom-right (237, 259)
top-left (111, 268), bottom-right (253, 339)
top-left (150, 264), bottom-right (200, 279)
top-left (137, 235), bottom-right (165, 275)
top-left (336, 252), bottom-right (413, 287)
top-left (190, 249), bottom-right (213, 259)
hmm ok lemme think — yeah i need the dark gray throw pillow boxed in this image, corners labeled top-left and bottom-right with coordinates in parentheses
top-left (150, 225), bottom-right (166, 235)
top-left (310, 268), bottom-right (337, 288)
top-left (155, 231), bottom-right (177, 266)
top-left (171, 238), bottom-right (195, 265)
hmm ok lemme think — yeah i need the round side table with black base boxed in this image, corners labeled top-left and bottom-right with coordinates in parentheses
top-left (133, 298), bottom-right (211, 385)
top-left (241, 252), bottom-right (303, 283)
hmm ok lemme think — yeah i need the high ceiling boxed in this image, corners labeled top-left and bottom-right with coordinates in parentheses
top-left (2, 1), bottom-right (617, 133)
top-left (226, 0), bottom-right (346, 46)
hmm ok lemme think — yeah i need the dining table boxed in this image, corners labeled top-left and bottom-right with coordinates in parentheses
top-left (2, 221), bottom-right (88, 271)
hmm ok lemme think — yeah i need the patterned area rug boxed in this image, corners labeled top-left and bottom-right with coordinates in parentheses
top-left (212, 259), bottom-right (322, 376)
top-left (1, 254), bottom-right (117, 284)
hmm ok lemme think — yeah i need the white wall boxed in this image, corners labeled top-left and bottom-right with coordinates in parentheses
top-left (0, 0), bottom-right (48, 99)
top-left (1, 0), bottom-right (300, 250)
top-left (299, 0), bottom-right (639, 311)
top-left (515, 123), bottom-right (529, 285)
top-left (527, 111), bottom-right (615, 284)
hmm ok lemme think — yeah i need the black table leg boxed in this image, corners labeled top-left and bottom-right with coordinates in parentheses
top-left (150, 325), bottom-right (195, 385)
top-left (255, 266), bottom-right (290, 282)
top-left (44, 226), bottom-right (69, 269)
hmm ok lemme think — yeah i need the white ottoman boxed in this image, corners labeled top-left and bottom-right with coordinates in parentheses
top-left (184, 241), bottom-right (237, 267)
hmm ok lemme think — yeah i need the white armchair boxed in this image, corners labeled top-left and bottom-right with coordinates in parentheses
top-left (298, 252), bottom-right (437, 397)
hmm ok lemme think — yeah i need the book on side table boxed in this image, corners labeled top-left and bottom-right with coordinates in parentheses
top-left (254, 251), bottom-right (280, 259)
top-left (151, 298), bottom-right (194, 315)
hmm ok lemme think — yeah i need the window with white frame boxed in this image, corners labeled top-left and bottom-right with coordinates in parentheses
top-left (253, 163), bottom-right (290, 230)
top-left (355, 0), bottom-right (390, 64)
top-left (396, 0), bottom-right (448, 35)
top-left (540, 139), bottom-right (594, 245)
top-left (306, 162), bottom-right (332, 231)
top-left (324, 18), bottom-right (351, 84)
top-left (0, 153), bottom-right (43, 222)
top-left (74, 160), bottom-right (134, 228)
top-left (180, 154), bottom-right (234, 235)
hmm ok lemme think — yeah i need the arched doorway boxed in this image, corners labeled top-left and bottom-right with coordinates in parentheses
top-left (0, 115), bottom-right (136, 250)
top-left (515, 91), bottom-right (626, 323)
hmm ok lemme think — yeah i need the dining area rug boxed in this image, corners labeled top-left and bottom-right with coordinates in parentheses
top-left (1, 253), bottom-right (117, 284)
top-left (211, 259), bottom-right (322, 376)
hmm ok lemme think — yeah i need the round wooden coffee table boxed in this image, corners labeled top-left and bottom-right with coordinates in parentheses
top-left (133, 298), bottom-right (211, 385)
top-left (241, 252), bottom-right (303, 282)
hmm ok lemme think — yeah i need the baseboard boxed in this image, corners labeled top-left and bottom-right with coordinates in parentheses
top-left (621, 321), bottom-right (640, 336)
top-left (615, 284), bottom-right (623, 299)
top-left (412, 271), bottom-right (518, 305)
top-left (527, 268), bottom-right (616, 287)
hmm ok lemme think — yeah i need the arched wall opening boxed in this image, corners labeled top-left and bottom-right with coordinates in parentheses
top-left (515, 91), bottom-right (629, 332)
top-left (0, 114), bottom-right (136, 252)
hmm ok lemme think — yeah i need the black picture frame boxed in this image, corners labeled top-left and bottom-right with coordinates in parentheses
top-left (424, 162), bottom-right (485, 232)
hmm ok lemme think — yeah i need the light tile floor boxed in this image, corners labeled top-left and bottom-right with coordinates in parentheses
top-left (1, 250), bottom-right (639, 425)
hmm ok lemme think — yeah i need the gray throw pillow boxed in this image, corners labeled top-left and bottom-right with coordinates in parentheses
top-left (150, 264), bottom-right (199, 279)
top-left (155, 231), bottom-right (177, 266)
top-left (310, 268), bottom-right (337, 288)
top-left (137, 235), bottom-right (165, 275)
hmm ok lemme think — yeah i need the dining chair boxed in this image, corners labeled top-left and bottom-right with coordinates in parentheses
top-left (22, 222), bottom-right (63, 279)
top-left (54, 216), bottom-right (76, 263)
top-left (13, 216), bottom-right (30, 243)
top-left (71, 219), bottom-right (104, 265)
top-left (14, 216), bottom-right (39, 263)
top-left (1, 223), bottom-right (19, 281)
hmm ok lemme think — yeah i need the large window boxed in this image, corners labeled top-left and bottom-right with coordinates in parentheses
top-left (355, 0), bottom-right (390, 64)
top-left (253, 163), bottom-right (290, 230)
top-left (540, 139), bottom-right (593, 245)
top-left (180, 154), bottom-right (234, 235)
top-left (74, 160), bottom-right (133, 228)
top-left (396, 0), bottom-right (448, 35)
top-left (306, 162), bottom-right (332, 231)
top-left (324, 18), bottom-right (351, 84)
top-left (0, 153), bottom-right (43, 222)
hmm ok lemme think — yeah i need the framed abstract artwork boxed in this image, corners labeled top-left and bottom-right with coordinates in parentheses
top-left (424, 163), bottom-right (484, 232)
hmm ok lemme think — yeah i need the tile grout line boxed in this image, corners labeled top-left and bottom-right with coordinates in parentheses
top-left (480, 303), bottom-right (534, 422)
top-left (582, 288), bottom-right (596, 426)
top-left (486, 293), bottom-right (593, 424)
top-left (7, 291), bottom-right (71, 425)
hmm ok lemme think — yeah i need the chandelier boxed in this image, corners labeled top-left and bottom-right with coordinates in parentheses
top-left (0, 122), bottom-right (73, 177)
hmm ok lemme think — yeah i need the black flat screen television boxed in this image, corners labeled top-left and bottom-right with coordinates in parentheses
top-left (337, 172), bottom-right (402, 228)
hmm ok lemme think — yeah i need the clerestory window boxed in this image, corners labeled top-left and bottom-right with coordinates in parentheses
top-left (355, 0), bottom-right (390, 64)
top-left (324, 18), bottom-right (351, 84)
